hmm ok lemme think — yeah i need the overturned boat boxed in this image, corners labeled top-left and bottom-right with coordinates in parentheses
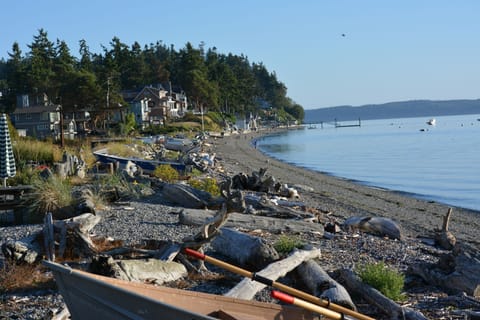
top-left (44, 261), bottom-right (316, 320)
top-left (93, 148), bottom-right (186, 174)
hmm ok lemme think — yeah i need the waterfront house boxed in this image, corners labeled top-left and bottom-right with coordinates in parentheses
top-left (124, 84), bottom-right (188, 130)
top-left (10, 94), bottom-right (61, 139)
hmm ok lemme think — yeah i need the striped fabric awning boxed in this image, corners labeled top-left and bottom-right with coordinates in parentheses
top-left (0, 113), bottom-right (16, 187)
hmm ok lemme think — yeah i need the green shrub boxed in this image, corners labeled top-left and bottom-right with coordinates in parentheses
top-left (153, 164), bottom-right (179, 182)
top-left (356, 261), bottom-right (405, 301)
top-left (93, 172), bottom-right (150, 201)
top-left (273, 235), bottom-right (304, 255)
top-left (188, 177), bottom-right (220, 196)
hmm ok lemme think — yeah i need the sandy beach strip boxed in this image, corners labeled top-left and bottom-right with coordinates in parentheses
top-left (209, 128), bottom-right (480, 251)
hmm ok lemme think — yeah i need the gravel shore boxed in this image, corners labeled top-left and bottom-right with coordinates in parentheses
top-left (1, 128), bottom-right (479, 319)
top-left (211, 128), bottom-right (480, 250)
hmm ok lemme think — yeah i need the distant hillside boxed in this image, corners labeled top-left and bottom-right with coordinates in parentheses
top-left (304, 99), bottom-right (480, 123)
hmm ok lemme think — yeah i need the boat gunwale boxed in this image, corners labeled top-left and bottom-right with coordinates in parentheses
top-left (44, 261), bottom-right (314, 319)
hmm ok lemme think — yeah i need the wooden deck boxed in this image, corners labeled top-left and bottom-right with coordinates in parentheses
top-left (0, 185), bottom-right (34, 225)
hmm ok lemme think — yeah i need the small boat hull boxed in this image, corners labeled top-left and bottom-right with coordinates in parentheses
top-left (44, 261), bottom-right (315, 320)
top-left (93, 149), bottom-right (186, 173)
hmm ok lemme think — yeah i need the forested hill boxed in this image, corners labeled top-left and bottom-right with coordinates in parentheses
top-left (304, 99), bottom-right (480, 123)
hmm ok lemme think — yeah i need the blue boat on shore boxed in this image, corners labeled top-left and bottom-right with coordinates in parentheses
top-left (93, 148), bottom-right (186, 174)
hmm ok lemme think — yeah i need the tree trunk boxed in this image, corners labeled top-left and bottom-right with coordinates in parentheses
top-left (178, 209), bottom-right (324, 235)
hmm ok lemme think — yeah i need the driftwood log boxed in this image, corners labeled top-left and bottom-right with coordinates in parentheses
top-left (225, 247), bottom-right (321, 300)
top-left (250, 196), bottom-right (315, 220)
top-left (339, 269), bottom-right (428, 320)
top-left (2, 213), bottom-right (101, 264)
top-left (297, 260), bottom-right (356, 311)
top-left (231, 168), bottom-right (278, 193)
top-left (178, 209), bottom-right (324, 235)
top-left (50, 213), bottom-right (101, 260)
top-left (410, 246), bottom-right (480, 297)
top-left (434, 208), bottom-right (456, 250)
top-left (211, 227), bottom-right (279, 270)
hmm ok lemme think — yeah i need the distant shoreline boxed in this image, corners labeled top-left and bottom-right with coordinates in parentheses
top-left (210, 128), bottom-right (480, 251)
top-left (305, 99), bottom-right (480, 123)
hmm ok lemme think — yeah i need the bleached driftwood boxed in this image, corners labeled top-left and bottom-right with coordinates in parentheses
top-left (339, 269), bottom-right (428, 320)
top-left (182, 204), bottom-right (230, 249)
top-left (178, 209), bottom-right (324, 235)
top-left (211, 227), bottom-right (279, 270)
top-left (254, 198), bottom-right (315, 220)
top-left (49, 212), bottom-right (101, 235)
top-left (43, 212), bottom-right (55, 261)
top-left (225, 247), bottom-right (321, 300)
top-left (297, 260), bottom-right (356, 311)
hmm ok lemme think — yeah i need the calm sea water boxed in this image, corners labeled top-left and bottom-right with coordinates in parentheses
top-left (257, 114), bottom-right (480, 212)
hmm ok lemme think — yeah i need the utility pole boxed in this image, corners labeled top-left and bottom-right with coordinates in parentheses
top-left (201, 104), bottom-right (204, 132)
top-left (106, 77), bottom-right (110, 129)
top-left (60, 105), bottom-right (64, 148)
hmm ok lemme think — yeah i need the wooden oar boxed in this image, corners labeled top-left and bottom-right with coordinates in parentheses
top-left (184, 248), bottom-right (375, 320)
top-left (271, 290), bottom-right (343, 320)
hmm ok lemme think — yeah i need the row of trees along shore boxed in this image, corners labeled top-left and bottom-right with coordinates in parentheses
top-left (0, 29), bottom-right (304, 127)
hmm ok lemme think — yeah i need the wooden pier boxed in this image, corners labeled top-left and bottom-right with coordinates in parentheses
top-left (334, 118), bottom-right (361, 128)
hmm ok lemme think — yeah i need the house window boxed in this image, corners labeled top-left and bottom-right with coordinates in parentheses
top-left (50, 112), bottom-right (59, 122)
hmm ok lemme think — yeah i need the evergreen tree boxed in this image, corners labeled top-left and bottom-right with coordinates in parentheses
top-left (79, 39), bottom-right (93, 71)
top-left (176, 42), bottom-right (219, 110)
top-left (27, 29), bottom-right (56, 100)
top-left (4, 43), bottom-right (27, 111)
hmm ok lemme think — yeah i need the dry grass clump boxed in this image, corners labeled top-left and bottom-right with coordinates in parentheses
top-left (13, 138), bottom-right (63, 168)
top-left (29, 175), bottom-right (73, 215)
top-left (0, 262), bottom-right (54, 294)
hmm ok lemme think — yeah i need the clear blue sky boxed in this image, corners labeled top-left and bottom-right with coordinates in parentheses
top-left (2, 0), bottom-right (480, 109)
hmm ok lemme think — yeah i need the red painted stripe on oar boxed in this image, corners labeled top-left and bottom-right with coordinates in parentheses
top-left (183, 248), bottom-right (374, 320)
top-left (272, 290), bottom-right (343, 320)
